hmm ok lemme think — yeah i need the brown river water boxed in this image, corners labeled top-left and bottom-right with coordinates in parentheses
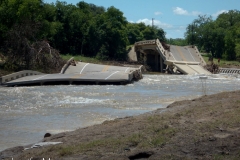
top-left (0, 74), bottom-right (240, 151)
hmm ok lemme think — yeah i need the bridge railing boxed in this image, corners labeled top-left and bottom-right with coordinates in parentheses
top-left (193, 46), bottom-right (206, 66)
top-left (218, 68), bottom-right (240, 74)
top-left (155, 39), bottom-right (170, 60)
top-left (135, 40), bottom-right (156, 46)
top-left (1, 70), bottom-right (44, 85)
top-left (135, 39), bottom-right (170, 61)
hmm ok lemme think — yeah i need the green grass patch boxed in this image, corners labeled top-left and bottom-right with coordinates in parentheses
top-left (61, 54), bottom-right (101, 64)
top-left (201, 54), bottom-right (240, 67)
top-left (55, 122), bottom-right (177, 157)
top-left (126, 45), bottom-right (133, 51)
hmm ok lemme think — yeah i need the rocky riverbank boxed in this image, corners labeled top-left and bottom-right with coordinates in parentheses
top-left (1, 90), bottom-right (240, 160)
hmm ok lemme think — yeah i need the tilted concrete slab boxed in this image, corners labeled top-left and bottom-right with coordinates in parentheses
top-left (168, 45), bottom-right (206, 66)
top-left (2, 60), bottom-right (143, 86)
top-left (133, 39), bottom-right (210, 75)
top-left (64, 62), bottom-right (138, 75)
top-left (4, 72), bottom-right (130, 86)
top-left (165, 60), bottom-right (211, 75)
top-left (174, 63), bottom-right (211, 75)
top-left (0, 70), bottom-right (44, 85)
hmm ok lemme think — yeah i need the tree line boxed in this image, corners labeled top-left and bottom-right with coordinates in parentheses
top-left (184, 10), bottom-right (240, 61)
top-left (0, 0), bottom-right (166, 71)
top-left (1, 0), bottom-right (239, 72)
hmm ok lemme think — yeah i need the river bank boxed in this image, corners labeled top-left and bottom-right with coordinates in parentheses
top-left (1, 90), bottom-right (240, 160)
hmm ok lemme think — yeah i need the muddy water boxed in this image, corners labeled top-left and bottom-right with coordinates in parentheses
top-left (0, 74), bottom-right (240, 151)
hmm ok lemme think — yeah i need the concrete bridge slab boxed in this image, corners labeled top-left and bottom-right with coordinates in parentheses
top-left (132, 39), bottom-right (210, 75)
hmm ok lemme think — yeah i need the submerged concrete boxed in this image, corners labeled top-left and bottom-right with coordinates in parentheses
top-left (1, 58), bottom-right (143, 86)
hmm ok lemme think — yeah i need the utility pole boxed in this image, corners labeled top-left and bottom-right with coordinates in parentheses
top-left (152, 18), bottom-right (154, 28)
top-left (191, 23), bottom-right (194, 45)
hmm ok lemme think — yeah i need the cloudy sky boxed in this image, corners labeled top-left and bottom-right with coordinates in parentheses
top-left (45, 0), bottom-right (240, 39)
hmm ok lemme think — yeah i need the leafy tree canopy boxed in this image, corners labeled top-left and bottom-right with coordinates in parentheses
top-left (0, 0), bottom-right (167, 66)
top-left (185, 10), bottom-right (240, 61)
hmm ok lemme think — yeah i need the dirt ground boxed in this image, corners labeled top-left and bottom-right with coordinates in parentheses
top-left (1, 90), bottom-right (240, 160)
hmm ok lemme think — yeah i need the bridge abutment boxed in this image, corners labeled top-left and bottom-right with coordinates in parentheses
top-left (131, 39), bottom-right (210, 74)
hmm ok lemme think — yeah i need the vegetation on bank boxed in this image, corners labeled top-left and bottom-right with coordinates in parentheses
top-left (61, 54), bottom-right (101, 64)
top-left (202, 54), bottom-right (240, 68)
top-left (185, 11), bottom-right (240, 61)
top-left (0, 0), bottom-right (165, 72)
top-left (0, 0), bottom-right (240, 73)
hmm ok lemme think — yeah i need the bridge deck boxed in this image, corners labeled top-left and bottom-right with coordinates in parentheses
top-left (170, 45), bottom-right (195, 62)
top-left (2, 62), bottom-right (142, 86)
top-left (133, 39), bottom-right (209, 75)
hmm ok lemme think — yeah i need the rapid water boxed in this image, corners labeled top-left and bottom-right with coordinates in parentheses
top-left (0, 74), bottom-right (240, 151)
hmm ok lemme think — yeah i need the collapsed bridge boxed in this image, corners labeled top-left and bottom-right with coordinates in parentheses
top-left (1, 39), bottom-right (211, 87)
top-left (0, 58), bottom-right (143, 87)
top-left (128, 39), bottom-right (211, 75)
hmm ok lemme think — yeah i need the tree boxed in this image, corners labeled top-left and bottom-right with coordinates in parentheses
top-left (94, 6), bottom-right (128, 60)
top-left (184, 11), bottom-right (240, 60)
top-left (0, 0), bottom-right (44, 49)
top-left (166, 38), bottom-right (187, 46)
top-left (0, 0), bottom-right (169, 65)
top-left (185, 15), bottom-right (213, 48)
top-left (217, 10), bottom-right (240, 28)
top-left (235, 23), bottom-right (240, 61)
top-left (223, 29), bottom-right (237, 60)
top-left (0, 0), bottom-right (64, 71)
top-left (126, 23), bottom-right (143, 44)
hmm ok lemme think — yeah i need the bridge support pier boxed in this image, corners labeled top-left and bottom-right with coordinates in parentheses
top-left (155, 54), bottom-right (159, 72)
top-left (160, 56), bottom-right (163, 73)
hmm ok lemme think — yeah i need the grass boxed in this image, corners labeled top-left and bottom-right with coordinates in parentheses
top-left (56, 126), bottom-right (176, 157)
top-left (61, 54), bottom-right (101, 64)
top-left (16, 91), bottom-right (240, 159)
top-left (44, 114), bottom-right (178, 157)
top-left (201, 54), bottom-right (240, 67)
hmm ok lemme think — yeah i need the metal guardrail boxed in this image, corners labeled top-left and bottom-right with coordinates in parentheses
top-left (218, 68), bottom-right (240, 74)
top-left (1, 70), bottom-right (44, 84)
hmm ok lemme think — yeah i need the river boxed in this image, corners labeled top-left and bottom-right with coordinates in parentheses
top-left (0, 74), bottom-right (240, 151)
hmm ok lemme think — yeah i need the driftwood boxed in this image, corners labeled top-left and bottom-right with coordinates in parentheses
top-left (3, 20), bottom-right (65, 73)
top-left (160, 41), bottom-right (170, 51)
top-left (204, 63), bottom-right (219, 74)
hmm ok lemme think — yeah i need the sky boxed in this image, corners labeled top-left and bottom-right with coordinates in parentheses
top-left (45, 0), bottom-right (240, 39)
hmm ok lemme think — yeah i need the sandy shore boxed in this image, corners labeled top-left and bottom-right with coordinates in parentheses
top-left (1, 90), bottom-right (240, 160)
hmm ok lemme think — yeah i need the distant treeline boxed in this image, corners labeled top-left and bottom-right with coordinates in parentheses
top-left (184, 10), bottom-right (240, 61)
top-left (0, 0), bottom-right (166, 64)
top-left (0, 0), bottom-right (239, 71)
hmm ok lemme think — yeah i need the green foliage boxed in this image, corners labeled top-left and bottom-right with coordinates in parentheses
top-left (166, 38), bottom-right (187, 46)
top-left (202, 54), bottom-right (240, 67)
top-left (185, 10), bottom-right (240, 61)
top-left (223, 30), bottom-right (236, 60)
top-left (126, 23), bottom-right (144, 44)
top-left (61, 54), bottom-right (100, 64)
top-left (0, 0), bottom-right (167, 65)
top-left (126, 22), bottom-right (166, 45)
